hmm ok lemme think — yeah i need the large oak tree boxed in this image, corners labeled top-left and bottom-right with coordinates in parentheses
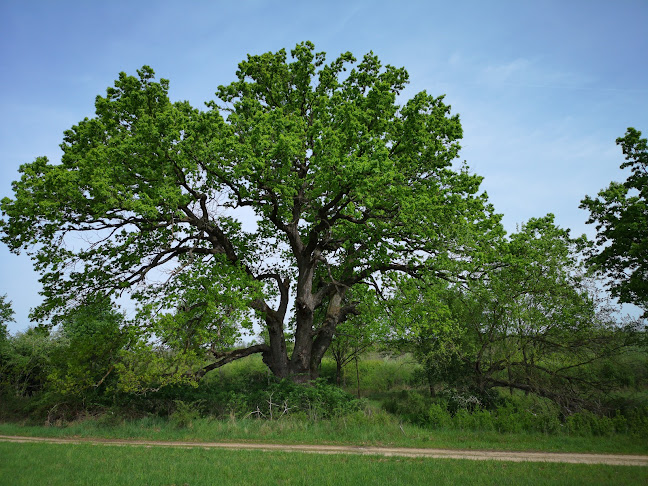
top-left (1, 43), bottom-right (499, 382)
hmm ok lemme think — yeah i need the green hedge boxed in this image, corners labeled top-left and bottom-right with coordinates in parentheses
top-left (383, 390), bottom-right (648, 437)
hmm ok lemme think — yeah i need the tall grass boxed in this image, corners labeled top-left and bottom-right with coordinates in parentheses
top-left (1, 412), bottom-right (646, 455)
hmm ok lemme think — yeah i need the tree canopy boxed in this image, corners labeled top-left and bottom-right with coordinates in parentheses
top-left (383, 215), bottom-right (639, 412)
top-left (580, 128), bottom-right (648, 316)
top-left (1, 42), bottom-right (500, 382)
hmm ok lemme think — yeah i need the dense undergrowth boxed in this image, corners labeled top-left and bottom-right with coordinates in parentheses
top-left (2, 353), bottom-right (647, 444)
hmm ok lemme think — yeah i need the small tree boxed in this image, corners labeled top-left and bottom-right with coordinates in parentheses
top-left (387, 216), bottom-right (641, 412)
top-left (325, 284), bottom-right (385, 387)
top-left (381, 275), bottom-right (463, 397)
top-left (327, 319), bottom-right (376, 388)
top-left (0, 327), bottom-right (57, 398)
top-left (581, 128), bottom-right (648, 316)
top-left (48, 295), bottom-right (128, 397)
top-left (0, 295), bottom-right (15, 395)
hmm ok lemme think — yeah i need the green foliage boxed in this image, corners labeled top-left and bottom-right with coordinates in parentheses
top-left (384, 215), bottom-right (642, 413)
top-left (326, 291), bottom-right (386, 385)
top-left (74, 354), bottom-right (363, 421)
top-left (0, 294), bottom-right (14, 340)
top-left (0, 294), bottom-right (15, 383)
top-left (426, 403), bottom-right (452, 428)
top-left (170, 400), bottom-right (203, 428)
top-left (383, 390), bottom-right (431, 425)
top-left (0, 42), bottom-right (500, 382)
top-left (581, 128), bottom-right (648, 316)
top-left (383, 389), bottom-right (648, 437)
top-left (0, 327), bottom-right (60, 398)
top-left (198, 378), bottom-right (362, 420)
top-left (0, 297), bottom-right (135, 423)
top-left (113, 339), bottom-right (205, 393)
top-left (380, 275), bottom-right (468, 394)
top-left (48, 295), bottom-right (128, 398)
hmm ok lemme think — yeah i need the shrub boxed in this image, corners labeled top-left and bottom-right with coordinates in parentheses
top-left (426, 403), bottom-right (451, 429)
top-left (625, 406), bottom-right (648, 436)
top-left (170, 400), bottom-right (202, 428)
top-left (452, 409), bottom-right (473, 430)
top-left (471, 409), bottom-right (495, 431)
top-left (382, 390), bottom-right (430, 426)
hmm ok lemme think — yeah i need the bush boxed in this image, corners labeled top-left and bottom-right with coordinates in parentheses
top-left (141, 376), bottom-right (364, 422)
top-left (240, 379), bottom-right (362, 420)
top-left (426, 403), bottom-right (451, 428)
top-left (382, 390), bottom-right (430, 426)
top-left (625, 406), bottom-right (648, 436)
top-left (170, 400), bottom-right (202, 428)
top-left (379, 388), bottom-right (648, 437)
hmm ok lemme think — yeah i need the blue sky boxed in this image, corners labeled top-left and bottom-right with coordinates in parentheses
top-left (1, 0), bottom-right (647, 332)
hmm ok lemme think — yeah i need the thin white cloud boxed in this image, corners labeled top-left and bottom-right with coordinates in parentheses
top-left (483, 57), bottom-right (594, 89)
top-left (481, 58), bottom-right (532, 84)
top-left (446, 52), bottom-right (595, 91)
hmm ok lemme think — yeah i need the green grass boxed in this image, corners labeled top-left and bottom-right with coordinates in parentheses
top-left (1, 442), bottom-right (646, 486)
top-left (1, 415), bottom-right (646, 455)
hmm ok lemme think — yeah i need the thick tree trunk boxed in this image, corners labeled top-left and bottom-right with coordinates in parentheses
top-left (265, 303), bottom-right (343, 383)
top-left (255, 247), bottom-right (350, 383)
top-left (289, 307), bottom-right (315, 382)
top-left (285, 258), bottom-right (319, 382)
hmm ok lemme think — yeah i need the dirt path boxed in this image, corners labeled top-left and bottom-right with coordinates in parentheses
top-left (1, 434), bottom-right (646, 466)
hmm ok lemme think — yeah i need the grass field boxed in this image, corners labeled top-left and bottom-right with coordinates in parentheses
top-left (1, 416), bottom-right (646, 455)
top-left (1, 441), bottom-right (646, 486)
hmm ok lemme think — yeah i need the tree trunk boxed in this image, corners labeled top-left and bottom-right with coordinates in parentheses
top-left (427, 370), bottom-right (436, 397)
top-left (258, 259), bottom-right (347, 383)
top-left (263, 314), bottom-right (290, 378)
top-left (287, 259), bottom-right (318, 382)
top-left (289, 303), bottom-right (316, 383)
top-left (308, 292), bottom-right (343, 378)
top-left (507, 362), bottom-right (513, 396)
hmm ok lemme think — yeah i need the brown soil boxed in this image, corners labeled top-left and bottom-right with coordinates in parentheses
top-left (1, 435), bottom-right (646, 466)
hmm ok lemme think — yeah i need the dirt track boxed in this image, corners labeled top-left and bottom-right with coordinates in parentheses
top-left (1, 435), bottom-right (646, 466)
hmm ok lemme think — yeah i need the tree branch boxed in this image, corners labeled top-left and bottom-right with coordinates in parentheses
top-left (196, 344), bottom-right (271, 378)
